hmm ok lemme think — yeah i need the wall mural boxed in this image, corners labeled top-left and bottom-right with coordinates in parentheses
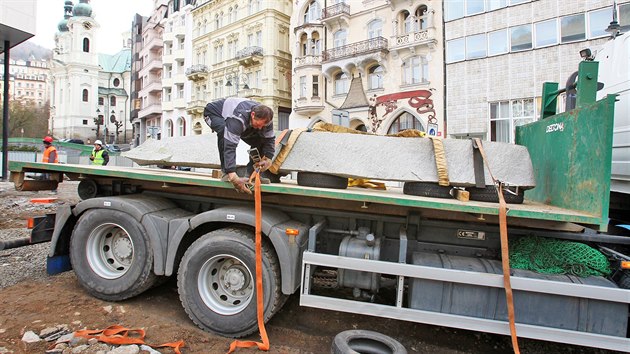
top-left (368, 89), bottom-right (438, 135)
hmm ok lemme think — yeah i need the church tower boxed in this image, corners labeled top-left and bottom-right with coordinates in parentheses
top-left (50, 0), bottom-right (101, 140)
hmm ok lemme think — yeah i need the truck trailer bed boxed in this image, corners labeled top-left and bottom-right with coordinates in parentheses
top-left (9, 161), bottom-right (600, 229)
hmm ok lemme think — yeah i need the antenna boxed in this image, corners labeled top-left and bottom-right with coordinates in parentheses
top-left (605, 0), bottom-right (621, 38)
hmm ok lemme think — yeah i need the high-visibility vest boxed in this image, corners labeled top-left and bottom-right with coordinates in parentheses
top-left (91, 149), bottom-right (106, 165)
top-left (42, 146), bottom-right (58, 163)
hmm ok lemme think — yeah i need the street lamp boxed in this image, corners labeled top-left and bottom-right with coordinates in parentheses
top-left (225, 70), bottom-right (249, 96)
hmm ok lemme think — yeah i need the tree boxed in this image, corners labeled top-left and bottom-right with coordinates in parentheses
top-left (0, 100), bottom-right (49, 138)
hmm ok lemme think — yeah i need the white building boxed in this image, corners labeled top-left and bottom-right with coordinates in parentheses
top-left (50, 0), bottom-right (132, 143)
top-left (444, 0), bottom-right (630, 142)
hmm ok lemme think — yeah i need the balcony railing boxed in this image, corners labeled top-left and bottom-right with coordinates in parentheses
top-left (185, 64), bottom-right (209, 81)
top-left (321, 2), bottom-right (350, 20)
top-left (391, 28), bottom-right (437, 48)
top-left (240, 88), bottom-right (262, 98)
top-left (186, 99), bottom-right (206, 115)
top-left (322, 37), bottom-right (388, 63)
top-left (236, 46), bottom-right (264, 66)
top-left (295, 55), bottom-right (322, 68)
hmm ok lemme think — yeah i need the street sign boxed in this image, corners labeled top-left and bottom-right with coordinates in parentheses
top-left (428, 123), bottom-right (438, 136)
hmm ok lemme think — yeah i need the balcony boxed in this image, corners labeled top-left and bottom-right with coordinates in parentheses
top-left (294, 55), bottom-right (322, 70)
top-left (294, 96), bottom-right (324, 115)
top-left (236, 46), bottom-right (263, 67)
top-left (145, 36), bottom-right (163, 52)
top-left (144, 79), bottom-right (162, 93)
top-left (321, 3), bottom-right (350, 30)
top-left (146, 59), bottom-right (162, 73)
top-left (389, 27), bottom-right (438, 58)
top-left (322, 37), bottom-right (388, 63)
top-left (186, 99), bottom-right (206, 115)
top-left (186, 64), bottom-right (209, 82)
top-left (240, 88), bottom-right (262, 98)
top-left (138, 103), bottom-right (162, 118)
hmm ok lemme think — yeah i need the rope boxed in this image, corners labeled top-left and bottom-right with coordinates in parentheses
top-left (228, 170), bottom-right (270, 353)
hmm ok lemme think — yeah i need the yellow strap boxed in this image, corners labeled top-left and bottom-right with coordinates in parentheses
top-left (348, 178), bottom-right (386, 190)
top-left (269, 128), bottom-right (307, 175)
top-left (428, 137), bottom-right (449, 187)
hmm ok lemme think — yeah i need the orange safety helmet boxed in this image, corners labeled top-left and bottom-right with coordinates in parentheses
top-left (43, 136), bottom-right (53, 144)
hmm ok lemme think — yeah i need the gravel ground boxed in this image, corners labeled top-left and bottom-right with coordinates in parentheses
top-left (0, 228), bottom-right (48, 288)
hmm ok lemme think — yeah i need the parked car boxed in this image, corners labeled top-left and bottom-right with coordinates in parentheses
top-left (105, 144), bottom-right (122, 152)
top-left (66, 139), bottom-right (84, 145)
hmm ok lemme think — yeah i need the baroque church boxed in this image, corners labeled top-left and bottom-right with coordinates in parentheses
top-left (50, 0), bottom-right (132, 144)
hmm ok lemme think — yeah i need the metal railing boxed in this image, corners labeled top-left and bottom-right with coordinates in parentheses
top-left (185, 64), bottom-right (209, 76)
top-left (295, 55), bottom-right (322, 67)
top-left (236, 46), bottom-right (263, 59)
top-left (321, 2), bottom-right (350, 19)
top-left (322, 37), bottom-right (388, 62)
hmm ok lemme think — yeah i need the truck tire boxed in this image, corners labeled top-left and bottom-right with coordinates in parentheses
top-left (332, 330), bottom-right (407, 354)
top-left (468, 186), bottom-right (525, 204)
top-left (77, 179), bottom-right (99, 200)
top-left (69, 209), bottom-right (157, 301)
top-left (403, 182), bottom-right (453, 199)
top-left (297, 172), bottom-right (348, 189)
top-left (177, 227), bottom-right (283, 338)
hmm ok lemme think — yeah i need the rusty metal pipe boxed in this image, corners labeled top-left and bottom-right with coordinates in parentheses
top-left (0, 237), bottom-right (31, 251)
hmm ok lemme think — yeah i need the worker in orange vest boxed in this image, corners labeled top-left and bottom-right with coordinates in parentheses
top-left (42, 136), bottom-right (59, 194)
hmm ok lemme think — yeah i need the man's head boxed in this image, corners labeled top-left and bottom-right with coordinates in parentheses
top-left (42, 136), bottom-right (53, 146)
top-left (94, 140), bottom-right (103, 150)
top-left (250, 105), bottom-right (273, 130)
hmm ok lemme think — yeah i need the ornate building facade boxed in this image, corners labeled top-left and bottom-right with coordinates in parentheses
top-left (290, 0), bottom-right (445, 136)
top-left (186, 0), bottom-right (293, 133)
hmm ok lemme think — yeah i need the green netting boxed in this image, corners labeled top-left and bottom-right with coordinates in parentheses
top-left (509, 236), bottom-right (611, 277)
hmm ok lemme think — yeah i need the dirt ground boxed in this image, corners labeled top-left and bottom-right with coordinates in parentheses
top-left (0, 181), bottom-right (622, 354)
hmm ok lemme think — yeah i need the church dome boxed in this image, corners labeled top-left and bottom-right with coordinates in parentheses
top-left (73, 0), bottom-right (93, 18)
top-left (57, 18), bottom-right (69, 32)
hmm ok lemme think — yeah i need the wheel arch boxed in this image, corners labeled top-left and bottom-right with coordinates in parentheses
top-left (166, 206), bottom-right (308, 295)
top-left (70, 194), bottom-right (182, 276)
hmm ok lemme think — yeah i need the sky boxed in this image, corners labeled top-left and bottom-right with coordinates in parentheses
top-left (30, 0), bottom-right (154, 55)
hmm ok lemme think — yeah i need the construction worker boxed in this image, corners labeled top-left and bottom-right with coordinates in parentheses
top-left (89, 140), bottom-right (109, 166)
top-left (203, 98), bottom-right (274, 194)
top-left (42, 136), bottom-right (58, 194)
top-left (42, 136), bottom-right (58, 164)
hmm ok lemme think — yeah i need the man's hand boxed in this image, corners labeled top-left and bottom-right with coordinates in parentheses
top-left (229, 174), bottom-right (253, 194)
top-left (255, 157), bottom-right (272, 172)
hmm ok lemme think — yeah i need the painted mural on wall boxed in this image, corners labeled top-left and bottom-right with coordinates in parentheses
top-left (368, 90), bottom-right (438, 136)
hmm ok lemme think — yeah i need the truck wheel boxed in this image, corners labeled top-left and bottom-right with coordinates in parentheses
top-left (177, 227), bottom-right (283, 338)
top-left (403, 182), bottom-right (453, 199)
top-left (69, 209), bottom-right (156, 301)
top-left (77, 179), bottom-right (99, 200)
top-left (468, 186), bottom-right (525, 204)
top-left (332, 330), bottom-right (407, 354)
top-left (297, 172), bottom-right (348, 189)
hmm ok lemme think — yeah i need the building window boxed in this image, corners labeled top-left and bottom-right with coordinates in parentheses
top-left (368, 65), bottom-right (383, 90)
top-left (402, 56), bottom-right (428, 85)
top-left (110, 96), bottom-right (116, 106)
top-left (299, 76), bottom-right (307, 98)
top-left (466, 33), bottom-right (486, 59)
top-left (367, 20), bottom-right (383, 39)
top-left (490, 98), bottom-right (536, 143)
top-left (510, 24), bottom-right (532, 51)
top-left (82, 89), bottom-right (89, 102)
top-left (561, 14), bottom-right (585, 43)
top-left (588, 7), bottom-right (612, 38)
top-left (621, 3), bottom-right (630, 32)
top-left (177, 117), bottom-right (186, 136)
top-left (177, 84), bottom-right (184, 99)
top-left (98, 97), bottom-right (104, 105)
top-left (333, 29), bottom-right (347, 48)
top-left (334, 72), bottom-right (349, 95)
top-left (488, 29), bottom-right (508, 56)
top-left (83, 119), bottom-right (88, 125)
top-left (387, 112), bottom-right (424, 134)
top-left (445, 0), bottom-right (465, 21)
top-left (83, 38), bottom-right (90, 52)
top-left (446, 38), bottom-right (465, 63)
top-left (166, 119), bottom-right (173, 137)
top-left (312, 75), bottom-right (319, 97)
top-left (233, 5), bottom-right (238, 22)
top-left (304, 0), bottom-right (320, 24)
top-left (535, 19), bottom-right (558, 47)
top-left (113, 78), bottom-right (120, 87)
top-left (487, 0), bottom-right (507, 11)
top-left (466, 0), bottom-right (484, 16)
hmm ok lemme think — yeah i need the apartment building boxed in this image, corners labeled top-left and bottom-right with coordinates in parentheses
top-left (137, 1), bottom-right (168, 142)
top-left (187, 0), bottom-right (293, 132)
top-left (0, 58), bottom-right (50, 107)
top-left (444, 0), bottom-right (630, 142)
top-left (161, 0), bottom-right (194, 139)
top-left (130, 13), bottom-right (148, 146)
top-left (290, 0), bottom-right (445, 137)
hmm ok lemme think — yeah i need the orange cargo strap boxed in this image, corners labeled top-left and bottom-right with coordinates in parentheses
top-left (472, 138), bottom-right (520, 354)
top-left (73, 325), bottom-right (185, 354)
top-left (229, 171), bottom-right (269, 353)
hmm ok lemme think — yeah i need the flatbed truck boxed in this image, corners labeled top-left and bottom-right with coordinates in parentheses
top-left (7, 61), bottom-right (630, 352)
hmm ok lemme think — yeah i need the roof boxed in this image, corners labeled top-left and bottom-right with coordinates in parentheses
top-left (98, 49), bottom-right (131, 73)
top-left (339, 76), bottom-right (370, 110)
top-left (98, 87), bottom-right (128, 97)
